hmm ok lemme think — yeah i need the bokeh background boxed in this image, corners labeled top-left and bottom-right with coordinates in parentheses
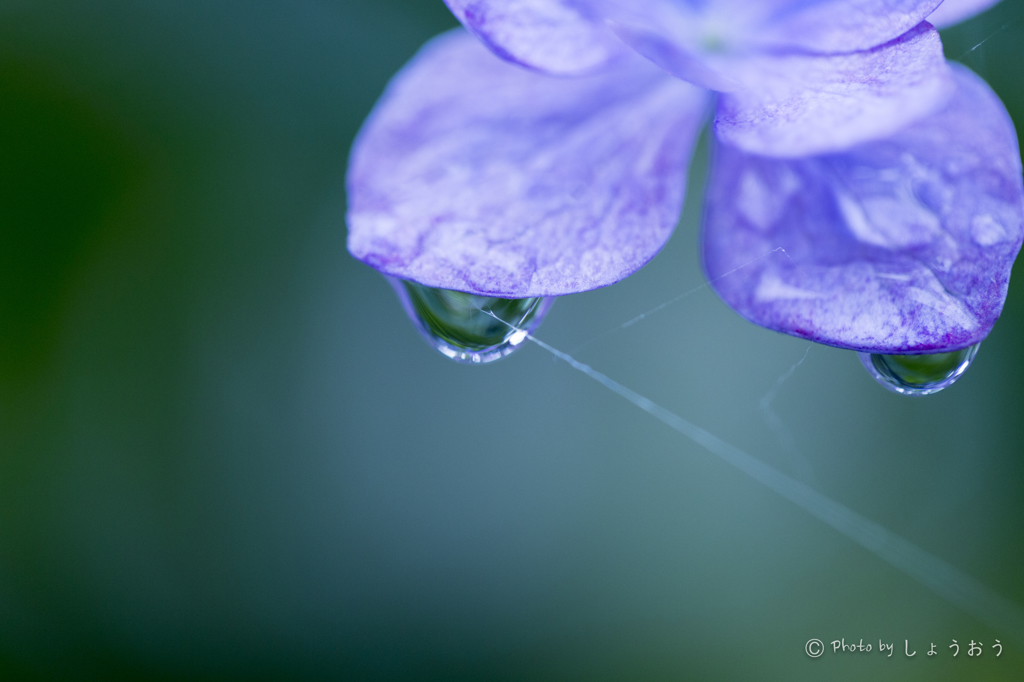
top-left (1, 1), bottom-right (1022, 680)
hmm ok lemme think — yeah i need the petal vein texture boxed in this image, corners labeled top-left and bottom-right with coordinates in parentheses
top-left (754, 0), bottom-right (945, 52)
top-left (703, 64), bottom-right (1024, 353)
top-left (603, 0), bottom-right (944, 58)
top-left (714, 22), bottom-right (954, 157)
top-left (347, 30), bottom-right (709, 297)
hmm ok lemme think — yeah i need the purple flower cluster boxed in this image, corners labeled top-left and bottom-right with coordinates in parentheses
top-left (346, 0), bottom-right (1022, 370)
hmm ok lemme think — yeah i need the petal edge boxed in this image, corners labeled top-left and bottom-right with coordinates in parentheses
top-left (347, 31), bottom-right (710, 297)
top-left (444, 0), bottom-right (627, 75)
top-left (703, 64), bottom-right (1024, 353)
top-left (928, 0), bottom-right (1003, 28)
top-left (714, 23), bottom-right (954, 158)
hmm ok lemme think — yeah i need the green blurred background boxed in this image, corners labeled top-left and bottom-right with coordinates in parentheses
top-left (0, 1), bottom-right (1022, 680)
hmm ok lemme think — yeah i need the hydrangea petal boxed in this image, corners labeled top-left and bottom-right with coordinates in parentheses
top-left (602, 0), bottom-right (942, 88)
top-left (443, 0), bottom-right (627, 75)
top-left (754, 0), bottom-right (944, 53)
top-left (605, 17), bottom-right (745, 92)
top-left (928, 0), bottom-right (1003, 28)
top-left (702, 65), bottom-right (1024, 354)
top-left (347, 30), bottom-right (709, 297)
top-left (714, 22), bottom-right (954, 158)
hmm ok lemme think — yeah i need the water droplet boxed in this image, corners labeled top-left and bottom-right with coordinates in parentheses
top-left (858, 343), bottom-right (980, 396)
top-left (390, 278), bottom-right (553, 364)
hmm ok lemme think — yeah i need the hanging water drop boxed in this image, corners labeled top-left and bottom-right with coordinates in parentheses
top-left (859, 343), bottom-right (980, 396)
top-left (389, 277), bottom-right (552, 364)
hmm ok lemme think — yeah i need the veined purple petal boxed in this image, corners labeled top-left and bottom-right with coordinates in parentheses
top-left (443, 0), bottom-right (627, 75)
top-left (714, 23), bottom-right (954, 158)
top-left (928, 0), bottom-right (1003, 28)
top-left (702, 65), bottom-right (1024, 354)
top-left (346, 30), bottom-right (709, 298)
top-left (754, 0), bottom-right (945, 53)
top-left (601, 0), bottom-right (942, 90)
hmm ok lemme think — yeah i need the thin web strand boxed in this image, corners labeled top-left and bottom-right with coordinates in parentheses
top-left (569, 247), bottom-right (790, 356)
top-left (758, 345), bottom-right (819, 485)
top-left (484, 311), bottom-right (1024, 643)
top-left (954, 23), bottom-right (1009, 61)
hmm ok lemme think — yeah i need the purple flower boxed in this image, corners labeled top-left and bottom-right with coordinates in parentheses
top-left (346, 0), bottom-right (1022, 362)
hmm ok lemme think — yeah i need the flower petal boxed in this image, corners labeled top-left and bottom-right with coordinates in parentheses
top-left (442, 0), bottom-right (627, 75)
top-left (346, 30), bottom-right (709, 297)
top-left (604, 0), bottom-right (943, 63)
top-left (754, 0), bottom-right (944, 53)
top-left (714, 23), bottom-right (954, 158)
top-left (702, 64), bottom-right (1024, 354)
top-left (927, 0), bottom-right (1003, 28)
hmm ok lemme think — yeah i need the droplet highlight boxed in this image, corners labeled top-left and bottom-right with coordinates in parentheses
top-left (859, 343), bottom-right (980, 396)
top-left (390, 278), bottom-right (552, 364)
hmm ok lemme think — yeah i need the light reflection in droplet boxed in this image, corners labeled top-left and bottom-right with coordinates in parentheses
top-left (389, 277), bottom-right (552, 364)
top-left (859, 343), bottom-right (980, 396)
